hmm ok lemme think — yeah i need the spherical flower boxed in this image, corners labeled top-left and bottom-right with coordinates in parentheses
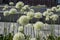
top-left (20, 5), bottom-right (30, 12)
top-left (18, 26), bottom-right (23, 32)
top-left (3, 11), bottom-right (9, 16)
top-left (51, 7), bottom-right (57, 11)
top-left (17, 15), bottom-right (29, 25)
top-left (57, 5), bottom-right (60, 8)
top-left (47, 9), bottom-right (52, 13)
top-left (29, 9), bottom-right (34, 12)
top-left (43, 11), bottom-right (53, 16)
top-left (9, 2), bottom-right (14, 6)
top-left (34, 12), bottom-right (42, 18)
top-left (27, 12), bottom-right (34, 19)
top-left (15, 1), bottom-right (24, 9)
top-left (33, 21), bottom-right (44, 30)
top-left (50, 14), bottom-right (59, 21)
top-left (56, 8), bottom-right (60, 12)
top-left (13, 32), bottom-right (25, 40)
top-left (9, 8), bottom-right (17, 14)
top-left (4, 5), bottom-right (8, 9)
top-left (30, 38), bottom-right (37, 40)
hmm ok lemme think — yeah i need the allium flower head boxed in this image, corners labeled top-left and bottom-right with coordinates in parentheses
top-left (3, 11), bottom-right (9, 16)
top-left (9, 8), bottom-right (17, 14)
top-left (43, 11), bottom-right (53, 16)
top-left (47, 9), bottom-right (52, 13)
top-left (18, 26), bottom-right (23, 32)
top-left (15, 1), bottom-right (24, 9)
top-left (17, 15), bottom-right (29, 25)
top-left (50, 14), bottom-right (59, 21)
top-left (57, 5), bottom-right (60, 8)
top-left (51, 7), bottom-right (57, 11)
top-left (20, 5), bottom-right (30, 12)
top-left (34, 12), bottom-right (42, 18)
top-left (13, 32), bottom-right (25, 40)
top-left (33, 21), bottom-right (44, 30)
top-left (9, 2), bottom-right (14, 6)
top-left (56, 8), bottom-right (60, 12)
top-left (30, 38), bottom-right (37, 40)
top-left (27, 12), bottom-right (34, 19)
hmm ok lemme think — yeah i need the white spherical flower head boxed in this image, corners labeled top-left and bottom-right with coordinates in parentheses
top-left (15, 1), bottom-right (24, 9)
top-left (43, 11), bottom-right (53, 16)
top-left (30, 38), bottom-right (37, 40)
top-left (13, 32), bottom-right (25, 40)
top-left (51, 7), bottom-right (57, 11)
top-left (27, 12), bottom-right (34, 19)
top-left (50, 14), bottom-right (59, 21)
top-left (33, 21), bottom-right (44, 30)
top-left (34, 12), bottom-right (42, 18)
top-left (47, 9), bottom-right (52, 13)
top-left (9, 8), bottom-right (17, 14)
top-left (9, 2), bottom-right (14, 6)
top-left (18, 26), bottom-right (23, 32)
top-left (56, 8), bottom-right (60, 12)
top-left (17, 15), bottom-right (29, 25)
top-left (3, 11), bottom-right (9, 16)
top-left (20, 5), bottom-right (30, 12)
top-left (57, 5), bottom-right (60, 8)
top-left (29, 9), bottom-right (34, 12)
top-left (43, 11), bottom-right (48, 16)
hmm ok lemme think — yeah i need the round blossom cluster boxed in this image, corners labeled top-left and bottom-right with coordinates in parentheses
top-left (13, 32), bottom-right (25, 40)
top-left (43, 11), bottom-right (53, 16)
top-left (15, 1), bottom-right (24, 9)
top-left (56, 8), bottom-right (60, 12)
top-left (30, 38), bottom-right (37, 40)
top-left (18, 26), bottom-right (23, 32)
top-left (9, 8), bottom-right (17, 14)
top-left (47, 9), bottom-right (52, 13)
top-left (9, 2), bottom-right (14, 6)
top-left (3, 11), bottom-right (9, 16)
top-left (33, 21), bottom-right (44, 30)
top-left (34, 12), bottom-right (42, 18)
top-left (20, 5), bottom-right (30, 12)
top-left (29, 9), bottom-right (34, 12)
top-left (50, 14), bottom-right (59, 21)
top-left (51, 7), bottom-right (57, 11)
top-left (17, 15), bottom-right (29, 25)
top-left (27, 12), bottom-right (34, 19)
